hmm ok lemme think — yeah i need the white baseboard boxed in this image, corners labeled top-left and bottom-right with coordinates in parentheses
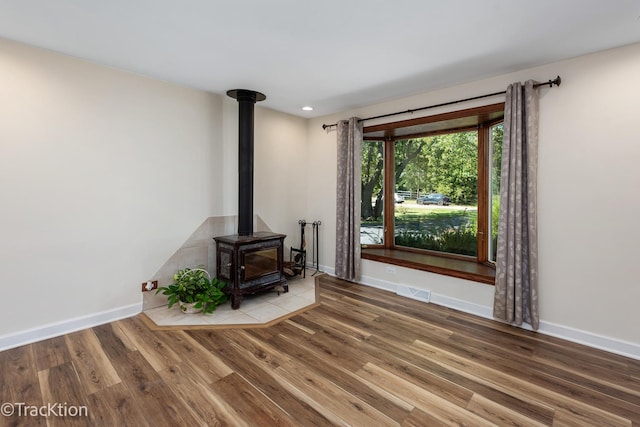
top-left (428, 293), bottom-right (494, 319)
top-left (9, 269), bottom-right (636, 360)
top-left (355, 273), bottom-right (640, 360)
top-left (535, 321), bottom-right (640, 360)
top-left (314, 264), bottom-right (335, 276)
top-left (0, 303), bottom-right (142, 352)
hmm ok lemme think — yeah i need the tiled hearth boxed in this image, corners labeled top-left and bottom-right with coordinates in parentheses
top-left (143, 273), bottom-right (319, 329)
top-left (143, 215), bottom-right (275, 311)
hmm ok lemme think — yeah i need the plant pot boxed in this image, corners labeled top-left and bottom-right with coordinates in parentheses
top-left (179, 301), bottom-right (202, 314)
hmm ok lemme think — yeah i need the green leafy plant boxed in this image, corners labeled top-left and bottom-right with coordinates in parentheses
top-left (156, 267), bottom-right (228, 314)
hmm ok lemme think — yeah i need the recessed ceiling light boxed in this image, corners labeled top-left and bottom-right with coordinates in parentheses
top-left (302, 106), bottom-right (313, 111)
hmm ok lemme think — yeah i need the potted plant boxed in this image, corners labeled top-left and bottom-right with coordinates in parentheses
top-left (156, 267), bottom-right (228, 314)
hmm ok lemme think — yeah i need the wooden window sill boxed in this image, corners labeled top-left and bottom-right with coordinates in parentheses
top-left (361, 248), bottom-right (495, 285)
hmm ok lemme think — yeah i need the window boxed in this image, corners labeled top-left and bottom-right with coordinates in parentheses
top-left (393, 130), bottom-right (479, 257)
top-left (360, 104), bottom-right (504, 283)
top-left (361, 140), bottom-right (384, 245)
top-left (488, 122), bottom-right (503, 263)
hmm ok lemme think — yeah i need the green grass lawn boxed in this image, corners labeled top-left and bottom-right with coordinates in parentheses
top-left (362, 203), bottom-right (478, 231)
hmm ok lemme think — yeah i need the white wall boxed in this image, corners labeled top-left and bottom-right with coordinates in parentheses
top-left (307, 43), bottom-right (640, 353)
top-left (220, 97), bottom-right (310, 250)
top-left (254, 107), bottom-right (308, 249)
top-left (221, 97), bottom-right (239, 217)
top-left (0, 39), bottom-right (223, 339)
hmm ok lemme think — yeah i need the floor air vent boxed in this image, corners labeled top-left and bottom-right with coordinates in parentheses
top-left (396, 286), bottom-right (431, 303)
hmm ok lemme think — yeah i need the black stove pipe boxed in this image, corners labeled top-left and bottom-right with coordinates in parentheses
top-left (226, 89), bottom-right (266, 236)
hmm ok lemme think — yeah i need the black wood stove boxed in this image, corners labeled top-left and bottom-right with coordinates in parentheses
top-left (214, 89), bottom-right (287, 309)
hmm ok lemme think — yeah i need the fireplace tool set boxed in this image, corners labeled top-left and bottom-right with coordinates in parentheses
top-left (289, 220), bottom-right (322, 277)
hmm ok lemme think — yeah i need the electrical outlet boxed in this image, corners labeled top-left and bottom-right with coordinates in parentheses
top-left (141, 280), bottom-right (158, 292)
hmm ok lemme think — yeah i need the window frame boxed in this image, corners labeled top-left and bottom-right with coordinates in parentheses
top-left (361, 103), bottom-right (504, 284)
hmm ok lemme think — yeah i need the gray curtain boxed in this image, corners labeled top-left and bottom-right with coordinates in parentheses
top-left (335, 117), bottom-right (363, 281)
top-left (494, 80), bottom-right (540, 330)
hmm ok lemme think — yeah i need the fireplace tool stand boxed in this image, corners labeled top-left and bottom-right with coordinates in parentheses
top-left (311, 221), bottom-right (322, 276)
top-left (290, 219), bottom-right (307, 278)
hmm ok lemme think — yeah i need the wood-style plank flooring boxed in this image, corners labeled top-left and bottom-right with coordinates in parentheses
top-left (1, 275), bottom-right (639, 426)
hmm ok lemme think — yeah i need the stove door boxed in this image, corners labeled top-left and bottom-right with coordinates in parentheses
top-left (242, 247), bottom-right (278, 282)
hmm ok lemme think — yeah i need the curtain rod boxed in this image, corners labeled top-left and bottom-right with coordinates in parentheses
top-left (321, 75), bottom-right (561, 130)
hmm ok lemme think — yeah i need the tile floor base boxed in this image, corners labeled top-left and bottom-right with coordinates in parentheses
top-left (143, 272), bottom-right (321, 329)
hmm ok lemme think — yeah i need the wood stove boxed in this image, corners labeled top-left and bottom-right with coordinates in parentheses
top-left (214, 232), bottom-right (287, 309)
top-left (214, 89), bottom-right (288, 309)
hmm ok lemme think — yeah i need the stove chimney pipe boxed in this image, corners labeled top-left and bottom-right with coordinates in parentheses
top-left (226, 89), bottom-right (266, 236)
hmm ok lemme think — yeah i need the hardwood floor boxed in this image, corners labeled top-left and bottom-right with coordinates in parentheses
top-left (1, 275), bottom-right (639, 426)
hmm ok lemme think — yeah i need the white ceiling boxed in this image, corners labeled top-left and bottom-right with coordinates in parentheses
top-left (1, 0), bottom-right (639, 118)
